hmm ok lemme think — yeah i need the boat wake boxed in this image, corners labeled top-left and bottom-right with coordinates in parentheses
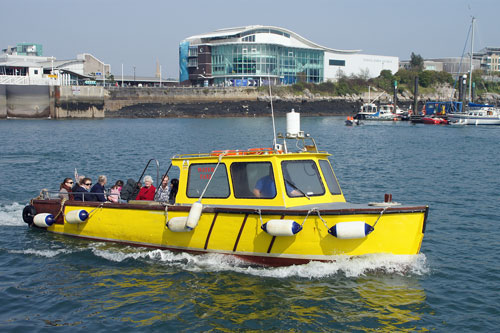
top-left (9, 248), bottom-right (73, 258)
top-left (89, 244), bottom-right (429, 278)
top-left (0, 202), bottom-right (27, 226)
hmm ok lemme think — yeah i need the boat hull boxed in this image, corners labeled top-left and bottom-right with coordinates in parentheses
top-left (30, 200), bottom-right (428, 266)
top-left (449, 110), bottom-right (500, 125)
top-left (422, 117), bottom-right (448, 125)
top-left (449, 116), bottom-right (500, 125)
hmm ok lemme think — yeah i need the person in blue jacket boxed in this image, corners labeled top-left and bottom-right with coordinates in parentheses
top-left (90, 175), bottom-right (107, 202)
top-left (73, 177), bottom-right (94, 201)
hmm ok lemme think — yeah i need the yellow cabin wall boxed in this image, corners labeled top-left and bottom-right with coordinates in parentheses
top-left (171, 153), bottom-right (346, 208)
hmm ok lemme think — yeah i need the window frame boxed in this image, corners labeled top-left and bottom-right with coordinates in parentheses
top-left (186, 163), bottom-right (231, 199)
top-left (281, 160), bottom-right (325, 198)
top-left (318, 159), bottom-right (342, 195)
top-left (230, 161), bottom-right (277, 199)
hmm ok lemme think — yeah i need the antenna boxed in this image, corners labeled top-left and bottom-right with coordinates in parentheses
top-left (469, 16), bottom-right (475, 103)
top-left (268, 75), bottom-right (277, 148)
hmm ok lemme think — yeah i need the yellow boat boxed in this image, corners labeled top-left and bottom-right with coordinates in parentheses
top-left (22, 111), bottom-right (428, 266)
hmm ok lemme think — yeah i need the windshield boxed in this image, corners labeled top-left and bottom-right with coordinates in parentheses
top-left (281, 160), bottom-right (325, 197)
top-left (319, 160), bottom-right (342, 195)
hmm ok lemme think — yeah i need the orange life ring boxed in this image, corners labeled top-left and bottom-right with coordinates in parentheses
top-left (248, 148), bottom-right (273, 155)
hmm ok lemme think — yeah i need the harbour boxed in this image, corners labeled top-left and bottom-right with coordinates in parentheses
top-left (1, 116), bottom-right (499, 330)
top-left (1, 1), bottom-right (500, 331)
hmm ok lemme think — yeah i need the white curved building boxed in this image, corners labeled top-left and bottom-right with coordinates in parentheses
top-left (179, 25), bottom-right (398, 86)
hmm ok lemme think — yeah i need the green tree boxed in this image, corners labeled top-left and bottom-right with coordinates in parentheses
top-left (410, 52), bottom-right (424, 71)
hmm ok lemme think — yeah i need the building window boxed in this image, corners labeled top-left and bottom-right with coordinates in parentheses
top-left (329, 59), bottom-right (345, 66)
top-left (242, 35), bottom-right (255, 42)
top-left (34, 70), bottom-right (38, 74)
top-left (188, 47), bottom-right (198, 57)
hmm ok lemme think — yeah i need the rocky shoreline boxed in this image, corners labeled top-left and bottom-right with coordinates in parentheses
top-left (105, 100), bottom-right (364, 118)
top-left (104, 86), bottom-right (499, 118)
top-left (105, 87), bottom-right (417, 118)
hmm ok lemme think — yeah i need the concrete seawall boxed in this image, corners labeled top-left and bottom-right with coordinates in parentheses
top-left (0, 85), bottom-right (50, 118)
top-left (54, 86), bottom-right (105, 118)
top-left (0, 85), bottom-right (6, 118)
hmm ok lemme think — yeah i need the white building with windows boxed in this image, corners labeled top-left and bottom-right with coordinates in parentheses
top-left (179, 25), bottom-right (398, 86)
top-left (0, 43), bottom-right (110, 86)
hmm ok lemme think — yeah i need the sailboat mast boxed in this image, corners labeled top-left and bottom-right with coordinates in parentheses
top-left (469, 16), bottom-right (475, 103)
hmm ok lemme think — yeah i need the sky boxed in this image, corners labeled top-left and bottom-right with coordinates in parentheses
top-left (1, 0), bottom-right (498, 79)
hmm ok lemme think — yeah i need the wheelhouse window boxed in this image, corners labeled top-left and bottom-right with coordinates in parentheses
top-left (187, 163), bottom-right (230, 198)
top-left (281, 160), bottom-right (325, 197)
top-left (231, 162), bottom-right (276, 199)
top-left (319, 160), bottom-right (342, 195)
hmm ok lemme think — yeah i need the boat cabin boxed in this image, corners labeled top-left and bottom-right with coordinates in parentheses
top-left (379, 105), bottom-right (394, 114)
top-left (359, 103), bottom-right (377, 114)
top-left (170, 149), bottom-right (345, 208)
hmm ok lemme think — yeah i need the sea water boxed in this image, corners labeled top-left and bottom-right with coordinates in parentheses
top-left (0, 117), bottom-right (499, 331)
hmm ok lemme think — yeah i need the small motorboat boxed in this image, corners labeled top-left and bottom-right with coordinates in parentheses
top-left (422, 116), bottom-right (449, 125)
top-left (22, 110), bottom-right (428, 266)
top-left (356, 103), bottom-right (399, 121)
top-left (345, 116), bottom-right (361, 126)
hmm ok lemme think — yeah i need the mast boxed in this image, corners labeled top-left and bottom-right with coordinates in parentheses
top-left (469, 16), bottom-right (475, 103)
top-left (268, 75), bottom-right (277, 149)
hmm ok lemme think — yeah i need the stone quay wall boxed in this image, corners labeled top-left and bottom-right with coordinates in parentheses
top-left (105, 87), bottom-right (362, 118)
top-left (2, 85), bottom-right (498, 119)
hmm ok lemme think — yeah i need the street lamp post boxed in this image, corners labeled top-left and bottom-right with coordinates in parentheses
top-left (133, 66), bottom-right (136, 86)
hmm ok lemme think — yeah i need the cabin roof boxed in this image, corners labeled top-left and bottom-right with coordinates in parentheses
top-left (171, 149), bottom-right (330, 162)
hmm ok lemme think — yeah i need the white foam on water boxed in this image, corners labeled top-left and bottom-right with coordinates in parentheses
top-left (89, 244), bottom-right (429, 278)
top-left (9, 248), bottom-right (73, 258)
top-left (0, 202), bottom-right (28, 226)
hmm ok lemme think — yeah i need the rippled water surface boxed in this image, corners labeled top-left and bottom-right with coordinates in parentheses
top-left (1, 117), bottom-right (499, 331)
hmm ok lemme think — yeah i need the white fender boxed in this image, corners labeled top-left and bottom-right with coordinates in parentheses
top-left (261, 219), bottom-right (302, 236)
top-left (329, 221), bottom-right (374, 239)
top-left (167, 217), bottom-right (189, 232)
top-left (185, 201), bottom-right (203, 230)
top-left (33, 213), bottom-right (55, 228)
top-left (65, 209), bottom-right (89, 224)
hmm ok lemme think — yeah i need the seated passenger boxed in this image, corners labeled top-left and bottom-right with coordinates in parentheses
top-left (114, 180), bottom-right (124, 191)
top-left (59, 178), bottom-right (74, 200)
top-left (90, 175), bottom-right (107, 202)
top-left (168, 178), bottom-right (179, 204)
top-left (120, 179), bottom-right (140, 202)
top-left (73, 177), bottom-right (93, 201)
top-left (108, 180), bottom-right (123, 202)
top-left (72, 175), bottom-right (85, 192)
top-left (135, 175), bottom-right (156, 201)
top-left (253, 174), bottom-right (301, 198)
top-left (253, 175), bottom-right (276, 198)
top-left (155, 175), bottom-right (170, 202)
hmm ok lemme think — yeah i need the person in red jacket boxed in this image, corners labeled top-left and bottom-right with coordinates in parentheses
top-left (135, 175), bottom-right (156, 200)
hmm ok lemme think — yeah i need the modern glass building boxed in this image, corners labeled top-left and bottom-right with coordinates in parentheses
top-left (179, 26), bottom-right (398, 86)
